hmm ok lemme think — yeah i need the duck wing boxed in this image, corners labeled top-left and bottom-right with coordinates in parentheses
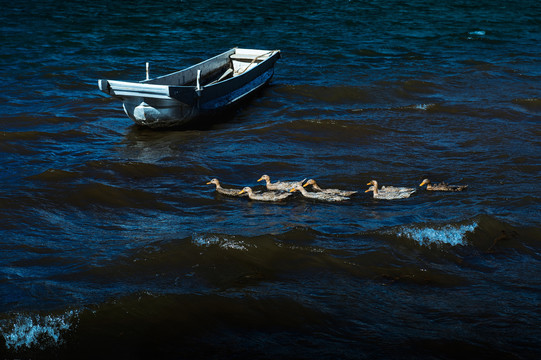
top-left (250, 191), bottom-right (292, 202)
top-left (377, 187), bottom-right (416, 199)
top-left (431, 182), bottom-right (468, 191)
top-left (217, 187), bottom-right (247, 196)
top-left (320, 188), bottom-right (357, 197)
top-left (267, 179), bottom-right (306, 191)
top-left (304, 191), bottom-right (350, 202)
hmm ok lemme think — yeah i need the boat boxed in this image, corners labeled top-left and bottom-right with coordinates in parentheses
top-left (98, 48), bottom-right (281, 128)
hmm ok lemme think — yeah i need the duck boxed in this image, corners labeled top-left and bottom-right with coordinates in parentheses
top-left (303, 179), bottom-right (357, 197)
top-left (365, 180), bottom-right (415, 199)
top-left (257, 174), bottom-right (306, 191)
top-left (419, 178), bottom-right (468, 191)
top-left (290, 184), bottom-right (350, 202)
top-left (238, 187), bottom-right (292, 202)
top-left (207, 178), bottom-right (247, 197)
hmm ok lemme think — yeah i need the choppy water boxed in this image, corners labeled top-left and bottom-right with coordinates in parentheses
top-left (1, 0), bottom-right (540, 358)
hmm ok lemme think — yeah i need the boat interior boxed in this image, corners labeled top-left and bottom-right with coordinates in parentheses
top-left (143, 49), bottom-right (274, 88)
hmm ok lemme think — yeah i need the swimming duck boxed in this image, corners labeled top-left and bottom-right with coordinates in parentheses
top-left (207, 178), bottom-right (247, 197)
top-left (303, 179), bottom-right (358, 197)
top-left (290, 184), bottom-right (350, 202)
top-left (257, 174), bottom-right (306, 191)
top-left (419, 179), bottom-right (468, 191)
top-left (365, 180), bottom-right (415, 199)
top-left (238, 187), bottom-right (292, 202)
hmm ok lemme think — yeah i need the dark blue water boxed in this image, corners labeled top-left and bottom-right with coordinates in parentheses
top-left (1, 0), bottom-right (540, 358)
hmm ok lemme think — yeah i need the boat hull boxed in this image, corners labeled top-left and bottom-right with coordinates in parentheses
top-left (122, 98), bottom-right (198, 128)
top-left (98, 48), bottom-right (280, 128)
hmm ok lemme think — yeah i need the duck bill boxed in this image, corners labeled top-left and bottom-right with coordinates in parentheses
top-left (238, 190), bottom-right (246, 195)
top-left (364, 188), bottom-right (371, 193)
top-left (257, 177), bottom-right (264, 182)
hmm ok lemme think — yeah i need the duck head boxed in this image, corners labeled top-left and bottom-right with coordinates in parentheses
top-left (257, 175), bottom-right (270, 183)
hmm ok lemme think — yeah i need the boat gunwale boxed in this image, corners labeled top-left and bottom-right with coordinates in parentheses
top-left (146, 48), bottom-right (280, 89)
top-left (98, 48), bottom-right (280, 100)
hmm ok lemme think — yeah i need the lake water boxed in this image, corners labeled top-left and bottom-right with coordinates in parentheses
top-left (1, 0), bottom-right (540, 358)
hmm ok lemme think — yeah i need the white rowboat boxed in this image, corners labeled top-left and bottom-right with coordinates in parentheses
top-left (98, 48), bottom-right (280, 128)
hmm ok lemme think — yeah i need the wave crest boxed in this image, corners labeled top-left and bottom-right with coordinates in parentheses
top-left (1, 310), bottom-right (77, 350)
top-left (191, 234), bottom-right (251, 251)
top-left (394, 222), bottom-right (478, 246)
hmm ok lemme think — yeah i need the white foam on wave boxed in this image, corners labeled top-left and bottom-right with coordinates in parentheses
top-left (191, 234), bottom-right (250, 251)
top-left (469, 30), bottom-right (486, 36)
top-left (1, 310), bottom-right (77, 350)
top-left (398, 103), bottom-right (436, 111)
top-left (395, 222), bottom-right (478, 247)
top-left (414, 104), bottom-right (434, 110)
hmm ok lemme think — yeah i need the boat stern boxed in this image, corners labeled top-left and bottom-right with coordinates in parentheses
top-left (98, 79), bottom-right (112, 95)
top-left (98, 79), bottom-right (199, 128)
